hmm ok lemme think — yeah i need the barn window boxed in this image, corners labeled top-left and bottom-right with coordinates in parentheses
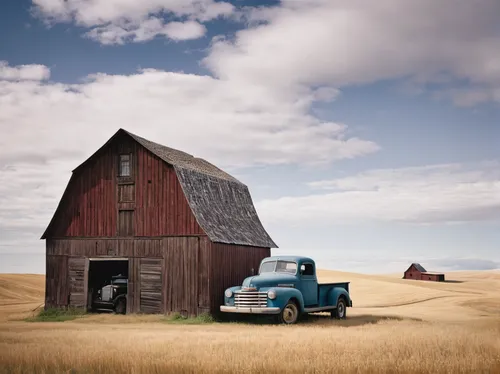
top-left (119, 154), bottom-right (131, 177)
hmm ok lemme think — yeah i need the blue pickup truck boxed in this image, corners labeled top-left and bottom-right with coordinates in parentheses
top-left (220, 256), bottom-right (352, 324)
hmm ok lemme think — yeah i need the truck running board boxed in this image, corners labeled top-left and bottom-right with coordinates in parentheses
top-left (303, 306), bottom-right (335, 313)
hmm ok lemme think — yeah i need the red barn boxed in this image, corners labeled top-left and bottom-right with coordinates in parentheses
top-left (42, 128), bottom-right (277, 316)
top-left (403, 263), bottom-right (445, 282)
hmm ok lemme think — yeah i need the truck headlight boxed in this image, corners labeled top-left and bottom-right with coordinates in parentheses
top-left (225, 289), bottom-right (233, 298)
top-left (268, 290), bottom-right (277, 300)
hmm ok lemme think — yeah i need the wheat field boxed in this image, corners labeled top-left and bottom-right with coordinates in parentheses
top-left (0, 270), bottom-right (499, 374)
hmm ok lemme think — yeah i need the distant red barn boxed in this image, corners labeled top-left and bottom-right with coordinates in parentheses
top-left (403, 263), bottom-right (445, 282)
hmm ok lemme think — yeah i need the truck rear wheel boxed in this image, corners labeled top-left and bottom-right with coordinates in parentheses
top-left (331, 297), bottom-right (346, 320)
top-left (115, 299), bottom-right (126, 315)
top-left (278, 301), bottom-right (299, 324)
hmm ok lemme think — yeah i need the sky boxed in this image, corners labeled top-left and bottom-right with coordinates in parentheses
top-left (0, 0), bottom-right (499, 275)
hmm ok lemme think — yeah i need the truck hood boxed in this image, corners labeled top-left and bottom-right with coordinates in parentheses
top-left (242, 273), bottom-right (297, 290)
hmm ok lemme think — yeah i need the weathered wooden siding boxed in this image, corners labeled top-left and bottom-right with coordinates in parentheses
top-left (43, 130), bottom-right (276, 317)
top-left (46, 237), bottom-right (211, 315)
top-left (48, 146), bottom-right (122, 238)
top-left (209, 242), bottom-right (270, 312)
top-left (197, 237), bottom-right (211, 314)
top-left (68, 257), bottom-right (87, 308)
top-left (140, 258), bottom-right (163, 313)
top-left (45, 255), bottom-right (68, 308)
top-left (135, 147), bottom-right (204, 237)
top-left (127, 257), bottom-right (138, 313)
top-left (118, 210), bottom-right (134, 236)
top-left (45, 133), bottom-right (203, 239)
top-left (162, 237), bottom-right (200, 315)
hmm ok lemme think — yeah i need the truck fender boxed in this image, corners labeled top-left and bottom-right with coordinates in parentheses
top-left (113, 294), bottom-right (127, 307)
top-left (327, 287), bottom-right (351, 308)
top-left (271, 287), bottom-right (305, 313)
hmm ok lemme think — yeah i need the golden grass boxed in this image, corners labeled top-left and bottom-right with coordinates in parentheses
top-left (1, 270), bottom-right (499, 373)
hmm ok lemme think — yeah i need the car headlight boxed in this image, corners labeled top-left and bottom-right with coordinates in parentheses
top-left (225, 289), bottom-right (233, 298)
top-left (268, 290), bottom-right (277, 300)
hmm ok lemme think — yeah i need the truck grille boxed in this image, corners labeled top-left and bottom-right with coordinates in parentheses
top-left (234, 291), bottom-right (268, 308)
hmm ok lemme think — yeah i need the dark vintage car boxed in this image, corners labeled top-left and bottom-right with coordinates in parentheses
top-left (91, 274), bottom-right (128, 314)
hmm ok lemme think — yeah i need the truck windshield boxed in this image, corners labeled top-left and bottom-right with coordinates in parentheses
top-left (259, 261), bottom-right (297, 274)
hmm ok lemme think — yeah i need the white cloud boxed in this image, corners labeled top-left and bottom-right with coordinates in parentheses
top-left (0, 61), bottom-right (50, 81)
top-left (30, 1), bottom-right (500, 103)
top-left (204, 0), bottom-right (500, 105)
top-left (162, 21), bottom-right (207, 41)
top-left (85, 19), bottom-right (206, 44)
top-left (256, 162), bottom-right (500, 226)
top-left (32, 0), bottom-right (233, 43)
top-left (0, 61), bottom-right (378, 248)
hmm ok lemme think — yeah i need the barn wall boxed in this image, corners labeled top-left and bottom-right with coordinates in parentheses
top-left (404, 265), bottom-right (422, 280)
top-left (46, 134), bottom-right (204, 239)
top-left (45, 255), bottom-right (68, 308)
top-left (135, 146), bottom-right (204, 237)
top-left (46, 133), bottom-right (138, 238)
top-left (404, 271), bottom-right (421, 280)
top-left (49, 147), bottom-right (118, 238)
top-left (46, 237), bottom-right (210, 316)
top-left (421, 274), bottom-right (445, 282)
top-left (209, 242), bottom-right (270, 313)
top-left (139, 258), bottom-right (163, 313)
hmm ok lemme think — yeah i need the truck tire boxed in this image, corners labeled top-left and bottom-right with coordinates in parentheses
top-left (278, 301), bottom-right (299, 324)
top-left (331, 297), bottom-right (347, 320)
top-left (115, 299), bottom-right (126, 315)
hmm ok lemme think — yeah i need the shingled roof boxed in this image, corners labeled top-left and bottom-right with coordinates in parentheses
top-left (410, 263), bottom-right (427, 272)
top-left (42, 129), bottom-right (277, 248)
top-left (124, 130), bottom-right (277, 248)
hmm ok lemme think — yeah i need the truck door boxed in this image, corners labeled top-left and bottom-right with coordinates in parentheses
top-left (299, 262), bottom-right (318, 306)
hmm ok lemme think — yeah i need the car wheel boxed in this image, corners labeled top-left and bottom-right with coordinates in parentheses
top-left (115, 299), bottom-right (126, 315)
top-left (278, 301), bottom-right (299, 324)
top-left (331, 297), bottom-right (347, 320)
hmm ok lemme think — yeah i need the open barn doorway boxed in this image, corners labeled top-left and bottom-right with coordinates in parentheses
top-left (87, 258), bottom-right (129, 314)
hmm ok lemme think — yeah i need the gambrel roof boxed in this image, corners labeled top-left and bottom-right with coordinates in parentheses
top-left (42, 129), bottom-right (278, 248)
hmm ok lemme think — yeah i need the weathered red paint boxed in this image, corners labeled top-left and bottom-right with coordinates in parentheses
top-left (43, 130), bottom-right (272, 316)
top-left (135, 146), bottom-right (204, 237)
top-left (209, 242), bottom-right (270, 312)
top-left (46, 133), bottom-right (203, 238)
top-left (403, 264), bottom-right (445, 282)
top-left (49, 144), bottom-right (117, 237)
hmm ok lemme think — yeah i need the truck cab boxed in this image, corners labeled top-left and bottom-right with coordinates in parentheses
top-left (220, 256), bottom-right (352, 324)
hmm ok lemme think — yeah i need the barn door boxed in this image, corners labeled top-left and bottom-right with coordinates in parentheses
top-left (139, 258), bottom-right (163, 314)
top-left (68, 257), bottom-right (89, 309)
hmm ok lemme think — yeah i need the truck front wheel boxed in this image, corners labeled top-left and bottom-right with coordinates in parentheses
top-left (278, 301), bottom-right (299, 324)
top-left (331, 297), bottom-right (347, 320)
top-left (115, 299), bottom-right (126, 315)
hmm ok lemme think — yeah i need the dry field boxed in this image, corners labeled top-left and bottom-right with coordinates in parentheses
top-left (1, 270), bottom-right (499, 374)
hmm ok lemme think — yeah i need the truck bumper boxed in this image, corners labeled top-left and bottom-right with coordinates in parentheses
top-left (220, 306), bottom-right (281, 314)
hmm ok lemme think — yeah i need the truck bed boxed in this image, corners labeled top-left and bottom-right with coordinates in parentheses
top-left (316, 282), bottom-right (350, 309)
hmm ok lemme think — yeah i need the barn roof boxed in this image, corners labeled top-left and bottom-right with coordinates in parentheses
top-left (406, 263), bottom-right (427, 273)
top-left (125, 130), bottom-right (239, 183)
top-left (42, 129), bottom-right (277, 248)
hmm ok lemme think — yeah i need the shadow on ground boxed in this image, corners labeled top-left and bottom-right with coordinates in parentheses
top-left (216, 313), bottom-right (422, 327)
top-left (444, 280), bottom-right (464, 284)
